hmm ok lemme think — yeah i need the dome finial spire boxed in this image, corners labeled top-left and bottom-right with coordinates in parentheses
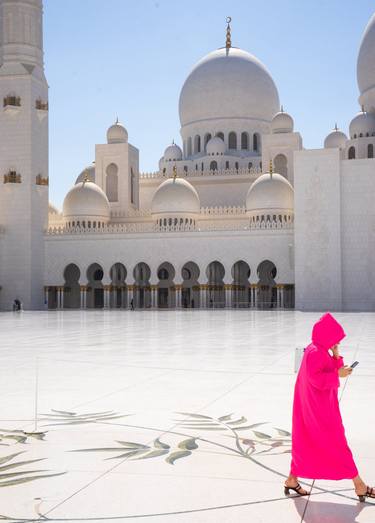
top-left (361, 105), bottom-right (365, 113)
top-left (281, 105), bottom-right (284, 113)
top-left (172, 163), bottom-right (178, 180)
top-left (83, 169), bottom-right (90, 185)
top-left (334, 122), bottom-right (338, 131)
top-left (225, 17), bottom-right (232, 48)
top-left (269, 159), bottom-right (273, 179)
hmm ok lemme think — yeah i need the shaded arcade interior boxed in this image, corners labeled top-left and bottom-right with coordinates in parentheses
top-left (47, 260), bottom-right (295, 310)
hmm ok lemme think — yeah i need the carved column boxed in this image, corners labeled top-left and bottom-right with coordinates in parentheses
top-left (80, 286), bottom-right (86, 309)
top-left (175, 284), bottom-right (182, 308)
top-left (249, 284), bottom-right (255, 308)
top-left (57, 287), bottom-right (63, 309)
top-left (151, 285), bottom-right (157, 308)
top-left (103, 286), bottom-right (110, 309)
top-left (200, 285), bottom-right (206, 308)
top-left (225, 284), bottom-right (232, 308)
top-left (128, 285), bottom-right (134, 309)
top-left (122, 286), bottom-right (127, 308)
top-left (276, 285), bottom-right (281, 309)
top-left (254, 284), bottom-right (258, 308)
top-left (280, 285), bottom-right (285, 309)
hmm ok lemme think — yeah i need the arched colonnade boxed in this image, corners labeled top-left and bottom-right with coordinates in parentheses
top-left (46, 260), bottom-right (294, 310)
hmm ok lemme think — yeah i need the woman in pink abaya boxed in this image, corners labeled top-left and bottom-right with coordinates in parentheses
top-left (285, 312), bottom-right (374, 501)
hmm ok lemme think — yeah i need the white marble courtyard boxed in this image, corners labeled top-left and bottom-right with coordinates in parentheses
top-left (0, 310), bottom-right (374, 522)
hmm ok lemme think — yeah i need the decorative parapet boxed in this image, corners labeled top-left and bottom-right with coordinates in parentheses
top-left (4, 170), bottom-right (21, 184)
top-left (155, 223), bottom-right (196, 232)
top-left (47, 222), bottom-right (156, 235)
top-left (46, 218), bottom-right (293, 236)
top-left (199, 221), bottom-right (293, 232)
top-left (111, 208), bottom-right (152, 218)
top-left (36, 174), bottom-right (49, 186)
top-left (140, 167), bottom-right (262, 180)
top-left (200, 205), bottom-right (246, 216)
top-left (248, 219), bottom-right (294, 230)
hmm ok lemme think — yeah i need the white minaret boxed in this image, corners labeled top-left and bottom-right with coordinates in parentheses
top-left (0, 0), bottom-right (49, 310)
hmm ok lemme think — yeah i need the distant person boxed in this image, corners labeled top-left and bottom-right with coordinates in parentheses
top-left (285, 312), bottom-right (375, 502)
top-left (130, 298), bottom-right (134, 311)
top-left (13, 299), bottom-right (21, 311)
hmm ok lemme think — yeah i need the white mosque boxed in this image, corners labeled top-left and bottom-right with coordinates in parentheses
top-left (0, 1), bottom-right (375, 312)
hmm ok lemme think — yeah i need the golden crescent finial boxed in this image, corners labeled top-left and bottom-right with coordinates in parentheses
top-left (172, 164), bottom-right (177, 180)
top-left (226, 17), bottom-right (232, 48)
top-left (269, 159), bottom-right (273, 178)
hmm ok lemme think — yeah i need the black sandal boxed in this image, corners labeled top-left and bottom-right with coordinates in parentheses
top-left (284, 483), bottom-right (309, 497)
top-left (358, 486), bottom-right (375, 502)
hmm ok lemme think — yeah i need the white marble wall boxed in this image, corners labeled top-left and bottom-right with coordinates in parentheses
top-left (44, 229), bottom-right (294, 286)
top-left (340, 159), bottom-right (375, 310)
top-left (294, 148), bottom-right (342, 311)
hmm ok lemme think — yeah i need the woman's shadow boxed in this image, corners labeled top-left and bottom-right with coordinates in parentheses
top-left (292, 495), bottom-right (371, 522)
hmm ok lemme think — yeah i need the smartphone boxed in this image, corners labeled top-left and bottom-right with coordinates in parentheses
top-left (350, 361), bottom-right (359, 369)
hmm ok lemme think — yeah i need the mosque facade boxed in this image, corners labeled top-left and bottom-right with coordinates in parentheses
top-left (0, 1), bottom-right (374, 312)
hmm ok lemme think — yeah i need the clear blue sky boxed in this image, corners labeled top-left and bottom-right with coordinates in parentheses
top-left (44, 0), bottom-right (375, 208)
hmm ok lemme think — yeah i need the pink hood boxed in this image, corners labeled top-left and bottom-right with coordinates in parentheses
top-left (311, 312), bottom-right (346, 351)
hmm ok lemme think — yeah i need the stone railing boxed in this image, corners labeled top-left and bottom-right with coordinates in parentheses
top-left (47, 222), bottom-right (155, 235)
top-left (198, 220), bottom-right (293, 232)
top-left (47, 217), bottom-right (293, 236)
top-left (155, 223), bottom-right (196, 232)
top-left (248, 219), bottom-right (294, 230)
top-left (140, 167), bottom-right (262, 180)
top-left (111, 208), bottom-right (152, 218)
top-left (201, 205), bottom-right (246, 215)
top-left (111, 206), bottom-right (246, 219)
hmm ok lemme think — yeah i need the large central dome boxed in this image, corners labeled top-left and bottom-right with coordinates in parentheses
top-left (179, 47), bottom-right (280, 128)
top-left (358, 13), bottom-right (375, 112)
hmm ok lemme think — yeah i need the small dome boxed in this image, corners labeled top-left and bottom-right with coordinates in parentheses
top-left (63, 181), bottom-right (110, 223)
top-left (151, 177), bottom-right (200, 215)
top-left (271, 109), bottom-right (294, 134)
top-left (75, 163), bottom-right (95, 184)
top-left (206, 136), bottom-right (226, 155)
top-left (324, 126), bottom-right (348, 149)
top-left (246, 172), bottom-right (294, 212)
top-left (107, 120), bottom-right (128, 144)
top-left (158, 156), bottom-right (165, 170)
top-left (349, 110), bottom-right (375, 138)
top-left (48, 202), bottom-right (60, 215)
top-left (164, 143), bottom-right (183, 162)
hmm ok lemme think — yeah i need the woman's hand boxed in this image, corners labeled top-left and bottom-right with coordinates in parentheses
top-left (331, 344), bottom-right (340, 359)
top-left (339, 366), bottom-right (353, 378)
